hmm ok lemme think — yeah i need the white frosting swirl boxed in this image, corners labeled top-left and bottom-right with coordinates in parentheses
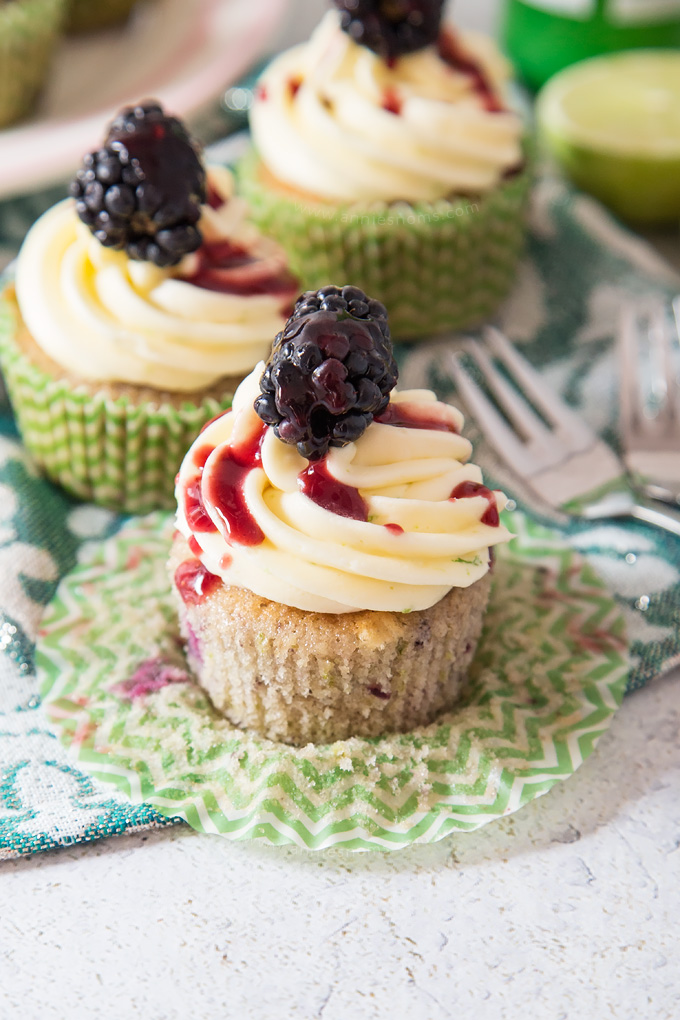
top-left (250, 11), bottom-right (523, 204)
top-left (175, 366), bottom-right (511, 614)
top-left (14, 167), bottom-right (298, 392)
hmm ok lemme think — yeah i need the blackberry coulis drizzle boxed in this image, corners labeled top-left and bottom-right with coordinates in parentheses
top-left (255, 285), bottom-right (398, 460)
top-left (71, 101), bottom-right (206, 268)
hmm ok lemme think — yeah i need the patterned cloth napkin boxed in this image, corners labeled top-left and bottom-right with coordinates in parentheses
top-left (1, 159), bottom-right (679, 860)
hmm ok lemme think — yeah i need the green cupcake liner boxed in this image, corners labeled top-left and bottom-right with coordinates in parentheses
top-left (65, 0), bottom-right (137, 34)
top-left (238, 151), bottom-right (532, 340)
top-left (0, 297), bottom-right (234, 514)
top-left (38, 510), bottom-right (629, 851)
top-left (0, 0), bottom-right (66, 128)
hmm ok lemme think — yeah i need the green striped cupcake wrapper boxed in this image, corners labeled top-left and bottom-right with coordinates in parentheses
top-left (0, 299), bottom-right (233, 514)
top-left (0, 0), bottom-right (66, 128)
top-left (38, 509), bottom-right (629, 852)
top-left (238, 151), bottom-right (531, 340)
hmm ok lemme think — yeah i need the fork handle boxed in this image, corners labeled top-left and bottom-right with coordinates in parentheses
top-left (580, 492), bottom-right (680, 538)
top-left (638, 482), bottom-right (680, 510)
top-left (627, 500), bottom-right (680, 539)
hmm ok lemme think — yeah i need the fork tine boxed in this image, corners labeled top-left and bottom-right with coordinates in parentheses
top-left (672, 295), bottom-right (680, 354)
top-left (648, 302), bottom-right (673, 419)
top-left (621, 302), bottom-right (679, 440)
top-left (619, 302), bottom-right (643, 445)
top-left (462, 339), bottom-right (554, 446)
top-left (448, 350), bottom-right (529, 467)
top-left (658, 300), bottom-right (680, 424)
top-left (483, 327), bottom-right (595, 446)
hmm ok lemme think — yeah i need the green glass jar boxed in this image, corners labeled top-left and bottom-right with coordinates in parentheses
top-left (502, 0), bottom-right (680, 90)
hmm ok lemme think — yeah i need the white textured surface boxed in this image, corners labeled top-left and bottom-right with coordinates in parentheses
top-left (1, 673), bottom-right (679, 1019)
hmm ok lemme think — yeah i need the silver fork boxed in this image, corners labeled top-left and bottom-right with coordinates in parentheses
top-left (448, 327), bottom-right (680, 539)
top-left (619, 299), bottom-right (680, 508)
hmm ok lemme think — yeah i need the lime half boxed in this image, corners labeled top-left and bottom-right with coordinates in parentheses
top-left (537, 50), bottom-right (680, 224)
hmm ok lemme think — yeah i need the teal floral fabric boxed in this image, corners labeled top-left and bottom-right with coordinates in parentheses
top-left (0, 157), bottom-right (679, 860)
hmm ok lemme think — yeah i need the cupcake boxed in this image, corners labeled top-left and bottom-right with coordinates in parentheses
top-left (0, 0), bottom-right (66, 128)
top-left (0, 101), bottom-right (299, 514)
top-left (65, 0), bottom-right (138, 33)
top-left (238, 1), bottom-right (529, 341)
top-left (170, 285), bottom-right (511, 745)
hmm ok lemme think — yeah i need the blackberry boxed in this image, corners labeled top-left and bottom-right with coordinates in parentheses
top-left (333, 0), bottom-right (445, 60)
top-left (70, 101), bottom-right (206, 268)
top-left (255, 285), bottom-right (398, 460)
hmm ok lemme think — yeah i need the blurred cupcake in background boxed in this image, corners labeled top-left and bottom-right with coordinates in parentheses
top-left (0, 0), bottom-right (66, 128)
top-left (65, 0), bottom-right (139, 33)
top-left (239, 0), bottom-right (529, 340)
top-left (0, 101), bottom-right (299, 513)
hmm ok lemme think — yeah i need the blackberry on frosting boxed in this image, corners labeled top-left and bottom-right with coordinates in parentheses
top-left (255, 285), bottom-right (398, 459)
top-left (332, 0), bottom-right (445, 60)
top-left (70, 101), bottom-right (206, 268)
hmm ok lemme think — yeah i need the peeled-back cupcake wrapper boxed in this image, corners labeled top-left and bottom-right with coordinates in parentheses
top-left (0, 303), bottom-right (234, 514)
top-left (0, 0), bottom-right (66, 128)
top-left (38, 511), bottom-right (628, 852)
top-left (238, 152), bottom-right (531, 340)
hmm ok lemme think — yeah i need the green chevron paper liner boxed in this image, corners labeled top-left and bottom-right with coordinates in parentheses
top-left (237, 151), bottom-right (531, 341)
top-left (0, 297), bottom-right (234, 514)
top-left (0, 0), bottom-right (66, 128)
top-left (38, 510), bottom-right (629, 852)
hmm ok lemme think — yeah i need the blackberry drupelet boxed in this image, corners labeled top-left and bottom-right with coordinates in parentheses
top-left (255, 285), bottom-right (398, 460)
top-left (333, 0), bottom-right (445, 60)
top-left (70, 101), bottom-right (207, 268)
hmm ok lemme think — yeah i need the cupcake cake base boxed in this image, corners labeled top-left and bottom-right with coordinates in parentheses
top-left (238, 152), bottom-right (531, 341)
top-left (169, 532), bottom-right (492, 746)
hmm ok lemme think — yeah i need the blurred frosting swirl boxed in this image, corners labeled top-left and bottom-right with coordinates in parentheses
top-left (250, 10), bottom-right (523, 204)
top-left (14, 167), bottom-right (298, 392)
top-left (175, 365), bottom-right (511, 614)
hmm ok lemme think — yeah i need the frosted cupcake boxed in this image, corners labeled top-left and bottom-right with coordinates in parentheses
top-left (0, 0), bottom-right (66, 128)
top-left (0, 101), bottom-right (299, 513)
top-left (239, 1), bottom-right (529, 340)
top-left (170, 285), bottom-right (511, 745)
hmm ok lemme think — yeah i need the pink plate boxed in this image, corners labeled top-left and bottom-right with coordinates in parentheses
top-left (0, 0), bottom-right (287, 198)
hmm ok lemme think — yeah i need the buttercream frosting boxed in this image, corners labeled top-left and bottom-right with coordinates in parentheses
top-left (175, 365), bottom-right (511, 614)
top-left (14, 167), bottom-right (298, 392)
top-left (250, 11), bottom-right (523, 204)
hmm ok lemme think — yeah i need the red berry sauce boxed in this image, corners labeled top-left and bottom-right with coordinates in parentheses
top-left (438, 29), bottom-right (504, 113)
top-left (202, 422), bottom-right (267, 546)
top-left (174, 558), bottom-right (221, 605)
top-left (298, 459), bottom-right (368, 521)
top-left (179, 239), bottom-right (299, 297)
top-left (192, 443), bottom-right (213, 470)
top-left (450, 480), bottom-right (499, 527)
top-left (112, 657), bottom-right (189, 701)
top-left (206, 181), bottom-right (226, 210)
top-left (184, 477), bottom-right (216, 533)
top-left (376, 403), bottom-right (458, 433)
top-left (382, 87), bottom-right (403, 115)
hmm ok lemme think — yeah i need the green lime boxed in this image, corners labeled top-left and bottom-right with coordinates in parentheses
top-left (537, 50), bottom-right (680, 225)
